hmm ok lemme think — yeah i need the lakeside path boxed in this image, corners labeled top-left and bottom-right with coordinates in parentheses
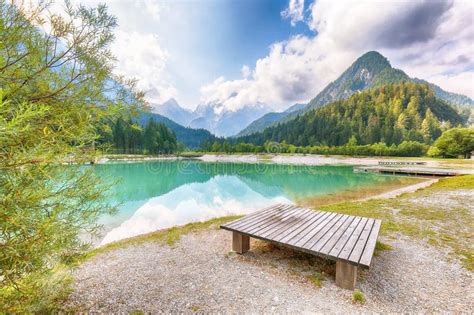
top-left (67, 175), bottom-right (474, 313)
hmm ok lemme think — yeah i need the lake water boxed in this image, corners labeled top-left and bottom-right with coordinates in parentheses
top-left (94, 160), bottom-right (421, 245)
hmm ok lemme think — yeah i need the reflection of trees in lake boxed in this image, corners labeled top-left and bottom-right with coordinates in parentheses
top-left (93, 161), bottom-right (212, 202)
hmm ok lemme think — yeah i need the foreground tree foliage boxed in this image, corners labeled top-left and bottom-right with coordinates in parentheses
top-left (239, 82), bottom-right (464, 147)
top-left (0, 1), bottom-right (143, 311)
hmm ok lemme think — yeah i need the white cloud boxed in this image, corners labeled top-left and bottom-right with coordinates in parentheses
top-left (199, 76), bottom-right (253, 111)
top-left (200, 0), bottom-right (473, 111)
top-left (98, 1), bottom-right (175, 104)
top-left (138, 0), bottom-right (165, 21)
top-left (69, 0), bottom-right (166, 22)
top-left (112, 30), bottom-right (177, 104)
top-left (241, 65), bottom-right (251, 78)
top-left (199, 34), bottom-right (354, 111)
top-left (281, 0), bottom-right (305, 26)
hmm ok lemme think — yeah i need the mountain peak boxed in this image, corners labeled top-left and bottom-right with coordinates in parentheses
top-left (357, 51), bottom-right (389, 63)
top-left (303, 51), bottom-right (396, 111)
top-left (153, 98), bottom-right (195, 126)
top-left (161, 98), bottom-right (180, 107)
top-left (350, 51), bottom-right (391, 74)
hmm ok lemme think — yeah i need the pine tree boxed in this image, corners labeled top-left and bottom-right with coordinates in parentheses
top-left (421, 109), bottom-right (441, 143)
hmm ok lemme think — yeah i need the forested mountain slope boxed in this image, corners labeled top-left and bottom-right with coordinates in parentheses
top-left (238, 82), bottom-right (464, 147)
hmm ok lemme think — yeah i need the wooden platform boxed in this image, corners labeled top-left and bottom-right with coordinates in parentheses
top-left (354, 166), bottom-right (470, 176)
top-left (220, 204), bottom-right (381, 289)
top-left (378, 161), bottom-right (426, 166)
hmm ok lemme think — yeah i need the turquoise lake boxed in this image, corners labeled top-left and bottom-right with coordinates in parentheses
top-left (94, 160), bottom-right (419, 245)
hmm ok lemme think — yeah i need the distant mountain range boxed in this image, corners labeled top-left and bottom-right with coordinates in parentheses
top-left (189, 102), bottom-right (271, 137)
top-left (153, 99), bottom-right (271, 137)
top-left (241, 51), bottom-right (473, 136)
top-left (136, 112), bottom-right (215, 149)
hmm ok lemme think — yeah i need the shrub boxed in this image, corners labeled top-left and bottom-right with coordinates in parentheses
top-left (307, 272), bottom-right (325, 288)
top-left (352, 290), bottom-right (365, 304)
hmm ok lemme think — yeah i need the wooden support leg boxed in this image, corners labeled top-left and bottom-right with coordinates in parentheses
top-left (335, 260), bottom-right (357, 290)
top-left (232, 232), bottom-right (250, 254)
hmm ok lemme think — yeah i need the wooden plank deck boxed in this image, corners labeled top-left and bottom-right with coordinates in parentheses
top-left (354, 166), bottom-right (472, 176)
top-left (221, 204), bottom-right (381, 271)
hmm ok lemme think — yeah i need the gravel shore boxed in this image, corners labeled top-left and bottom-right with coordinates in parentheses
top-left (68, 227), bottom-right (473, 313)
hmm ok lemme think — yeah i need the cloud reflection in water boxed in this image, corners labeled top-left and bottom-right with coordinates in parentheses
top-left (101, 175), bottom-right (291, 245)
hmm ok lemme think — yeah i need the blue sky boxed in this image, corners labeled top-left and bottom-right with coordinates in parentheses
top-left (74, 0), bottom-right (473, 110)
top-left (160, 0), bottom-right (313, 106)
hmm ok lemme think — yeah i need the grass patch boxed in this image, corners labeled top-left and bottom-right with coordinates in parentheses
top-left (190, 304), bottom-right (203, 312)
top-left (454, 249), bottom-right (474, 271)
top-left (399, 207), bottom-right (448, 221)
top-left (320, 199), bottom-right (428, 237)
top-left (429, 174), bottom-right (474, 190)
top-left (85, 216), bottom-right (241, 260)
top-left (319, 199), bottom-right (393, 223)
top-left (307, 272), bottom-right (325, 288)
top-left (352, 290), bottom-right (365, 304)
top-left (225, 251), bottom-right (236, 258)
top-left (374, 241), bottom-right (393, 255)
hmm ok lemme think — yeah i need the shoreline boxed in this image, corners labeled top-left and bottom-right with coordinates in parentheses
top-left (357, 178), bottom-right (439, 201)
top-left (100, 153), bottom-right (474, 169)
